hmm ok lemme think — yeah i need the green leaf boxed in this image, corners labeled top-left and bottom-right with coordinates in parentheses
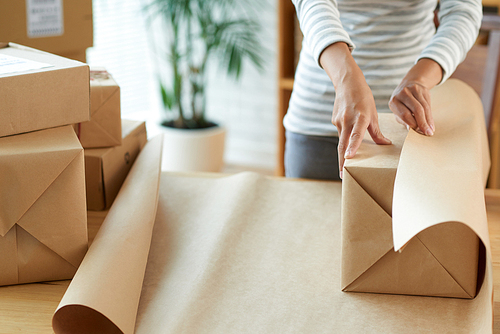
top-left (160, 82), bottom-right (174, 110)
top-left (209, 18), bottom-right (266, 79)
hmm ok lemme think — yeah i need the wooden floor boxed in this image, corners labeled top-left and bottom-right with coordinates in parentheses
top-left (1, 184), bottom-right (500, 333)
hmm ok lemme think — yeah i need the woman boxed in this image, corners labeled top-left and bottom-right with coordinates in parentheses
top-left (284, 0), bottom-right (482, 180)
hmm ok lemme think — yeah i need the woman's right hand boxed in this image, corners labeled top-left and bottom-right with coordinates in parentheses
top-left (320, 42), bottom-right (391, 179)
top-left (332, 76), bottom-right (391, 179)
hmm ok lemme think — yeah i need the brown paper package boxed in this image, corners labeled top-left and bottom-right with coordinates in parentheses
top-left (52, 79), bottom-right (493, 333)
top-left (75, 68), bottom-right (122, 149)
top-left (0, 126), bottom-right (88, 286)
top-left (341, 114), bottom-right (484, 298)
top-left (0, 0), bottom-right (93, 56)
top-left (85, 120), bottom-right (147, 211)
top-left (0, 43), bottom-right (90, 138)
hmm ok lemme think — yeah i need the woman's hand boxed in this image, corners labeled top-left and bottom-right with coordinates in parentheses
top-left (332, 75), bottom-right (391, 179)
top-left (389, 58), bottom-right (443, 135)
top-left (320, 42), bottom-right (391, 179)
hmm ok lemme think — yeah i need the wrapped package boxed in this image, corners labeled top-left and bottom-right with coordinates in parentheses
top-left (75, 68), bottom-right (121, 148)
top-left (0, 43), bottom-right (90, 137)
top-left (0, 126), bottom-right (88, 286)
top-left (85, 120), bottom-right (147, 211)
top-left (341, 79), bottom-right (489, 298)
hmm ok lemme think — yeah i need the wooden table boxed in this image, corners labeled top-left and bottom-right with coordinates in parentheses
top-left (2, 193), bottom-right (500, 334)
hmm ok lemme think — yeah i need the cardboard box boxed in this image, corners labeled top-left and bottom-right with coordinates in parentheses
top-left (75, 68), bottom-right (122, 149)
top-left (0, 43), bottom-right (90, 137)
top-left (0, 0), bottom-right (93, 56)
top-left (85, 120), bottom-right (148, 211)
top-left (60, 49), bottom-right (87, 63)
top-left (0, 125), bottom-right (88, 286)
top-left (341, 114), bottom-right (480, 299)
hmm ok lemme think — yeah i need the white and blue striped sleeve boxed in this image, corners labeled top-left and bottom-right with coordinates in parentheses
top-left (417, 0), bottom-right (482, 84)
top-left (292, 0), bottom-right (355, 67)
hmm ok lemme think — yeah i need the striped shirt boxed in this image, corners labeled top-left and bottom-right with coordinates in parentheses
top-left (284, 0), bottom-right (482, 136)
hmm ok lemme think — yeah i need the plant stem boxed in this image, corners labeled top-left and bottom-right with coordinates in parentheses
top-left (170, 19), bottom-right (185, 127)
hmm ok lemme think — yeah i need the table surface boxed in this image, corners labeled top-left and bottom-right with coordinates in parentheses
top-left (1, 191), bottom-right (500, 334)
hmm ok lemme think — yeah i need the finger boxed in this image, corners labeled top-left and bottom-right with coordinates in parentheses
top-left (337, 125), bottom-right (352, 179)
top-left (415, 90), bottom-right (433, 131)
top-left (399, 92), bottom-right (433, 136)
top-left (367, 116), bottom-right (392, 145)
top-left (345, 115), bottom-right (370, 159)
top-left (420, 88), bottom-right (435, 132)
top-left (389, 98), bottom-right (418, 129)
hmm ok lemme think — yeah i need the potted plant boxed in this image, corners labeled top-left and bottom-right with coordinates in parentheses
top-left (144, 0), bottom-right (265, 172)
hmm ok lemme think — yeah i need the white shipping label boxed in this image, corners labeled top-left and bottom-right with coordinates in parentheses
top-left (26, 0), bottom-right (64, 38)
top-left (0, 54), bottom-right (53, 75)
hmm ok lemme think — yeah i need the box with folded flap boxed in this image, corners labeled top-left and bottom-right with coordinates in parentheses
top-left (0, 43), bottom-right (90, 137)
top-left (341, 112), bottom-right (482, 299)
top-left (85, 119), bottom-right (148, 211)
top-left (0, 125), bottom-right (88, 286)
top-left (74, 68), bottom-right (121, 149)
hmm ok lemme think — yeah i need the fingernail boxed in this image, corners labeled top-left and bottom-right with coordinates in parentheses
top-left (344, 149), bottom-right (351, 158)
top-left (339, 170), bottom-right (343, 179)
top-left (430, 124), bottom-right (435, 132)
top-left (425, 128), bottom-right (433, 136)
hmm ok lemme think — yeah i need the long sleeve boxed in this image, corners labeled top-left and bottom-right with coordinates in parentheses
top-left (417, 0), bottom-right (482, 83)
top-left (292, 0), bottom-right (354, 67)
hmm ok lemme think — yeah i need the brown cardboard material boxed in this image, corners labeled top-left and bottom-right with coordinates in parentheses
top-left (75, 68), bottom-right (122, 149)
top-left (0, 125), bottom-right (88, 286)
top-left (85, 120), bottom-right (147, 211)
top-left (0, 0), bottom-right (93, 56)
top-left (52, 79), bottom-right (493, 333)
top-left (60, 50), bottom-right (87, 63)
top-left (0, 43), bottom-right (90, 137)
top-left (341, 79), bottom-right (489, 299)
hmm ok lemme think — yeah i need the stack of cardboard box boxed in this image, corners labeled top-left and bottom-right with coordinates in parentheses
top-left (0, 44), bottom-right (148, 286)
top-left (0, 43), bottom-right (90, 285)
top-left (79, 68), bottom-right (148, 211)
top-left (0, 1), bottom-right (150, 209)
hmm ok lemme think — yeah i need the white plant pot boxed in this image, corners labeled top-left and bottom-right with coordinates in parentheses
top-left (160, 124), bottom-right (226, 172)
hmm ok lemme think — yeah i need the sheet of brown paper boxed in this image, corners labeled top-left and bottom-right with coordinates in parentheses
top-left (53, 79), bottom-right (492, 333)
top-left (393, 79), bottom-right (490, 251)
top-left (134, 172), bottom-right (491, 333)
top-left (53, 135), bottom-right (163, 334)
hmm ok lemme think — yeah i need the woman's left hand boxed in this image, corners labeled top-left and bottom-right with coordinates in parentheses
top-left (389, 58), bottom-right (443, 135)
